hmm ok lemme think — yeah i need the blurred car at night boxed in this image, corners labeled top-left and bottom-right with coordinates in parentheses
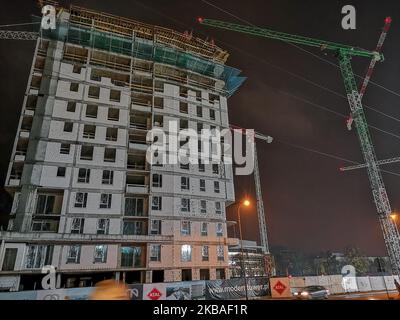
top-left (293, 286), bottom-right (329, 300)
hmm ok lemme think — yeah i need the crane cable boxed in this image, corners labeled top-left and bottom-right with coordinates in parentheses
top-left (131, 0), bottom-right (400, 126)
top-left (199, 0), bottom-right (400, 100)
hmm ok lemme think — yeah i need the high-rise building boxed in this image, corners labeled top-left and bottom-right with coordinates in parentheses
top-left (0, 4), bottom-right (245, 291)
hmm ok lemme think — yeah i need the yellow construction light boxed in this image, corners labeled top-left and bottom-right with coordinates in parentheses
top-left (390, 214), bottom-right (398, 220)
top-left (243, 199), bottom-right (251, 207)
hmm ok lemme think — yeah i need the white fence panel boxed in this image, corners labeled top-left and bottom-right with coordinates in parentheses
top-left (356, 277), bottom-right (371, 292)
top-left (369, 276), bottom-right (386, 291)
top-left (383, 276), bottom-right (397, 290)
top-left (318, 276), bottom-right (329, 286)
top-left (304, 276), bottom-right (319, 286)
top-left (289, 277), bottom-right (305, 290)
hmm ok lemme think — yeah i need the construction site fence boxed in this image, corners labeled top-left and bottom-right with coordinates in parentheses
top-left (0, 274), bottom-right (398, 299)
top-left (289, 274), bottom-right (400, 294)
top-left (0, 277), bottom-right (269, 300)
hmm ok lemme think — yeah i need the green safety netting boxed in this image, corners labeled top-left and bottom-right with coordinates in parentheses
top-left (42, 21), bottom-right (246, 97)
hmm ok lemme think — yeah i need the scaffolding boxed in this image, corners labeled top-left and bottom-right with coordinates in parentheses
top-left (37, 4), bottom-right (246, 97)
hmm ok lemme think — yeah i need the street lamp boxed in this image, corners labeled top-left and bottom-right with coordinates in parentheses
top-left (391, 213), bottom-right (399, 232)
top-left (234, 199), bottom-right (251, 300)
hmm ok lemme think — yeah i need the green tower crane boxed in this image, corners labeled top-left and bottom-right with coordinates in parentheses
top-left (198, 17), bottom-right (400, 275)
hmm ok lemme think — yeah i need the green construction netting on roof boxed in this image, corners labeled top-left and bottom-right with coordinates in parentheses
top-left (43, 22), bottom-right (246, 97)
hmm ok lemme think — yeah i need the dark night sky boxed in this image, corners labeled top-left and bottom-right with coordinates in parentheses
top-left (1, 0), bottom-right (400, 255)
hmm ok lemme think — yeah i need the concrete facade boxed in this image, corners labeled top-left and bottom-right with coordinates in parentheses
top-left (0, 8), bottom-right (239, 291)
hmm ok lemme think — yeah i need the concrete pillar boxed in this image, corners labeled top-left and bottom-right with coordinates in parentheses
top-left (192, 268), bottom-right (200, 281)
top-left (56, 273), bottom-right (61, 288)
top-left (0, 239), bottom-right (5, 269)
top-left (145, 270), bottom-right (152, 283)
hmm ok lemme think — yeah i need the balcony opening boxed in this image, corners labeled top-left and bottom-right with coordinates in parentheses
top-left (106, 127), bottom-right (118, 141)
top-left (83, 125), bottom-right (96, 139)
top-left (132, 93), bottom-right (152, 107)
top-left (127, 153), bottom-right (146, 170)
top-left (197, 105), bottom-right (203, 117)
top-left (133, 58), bottom-right (152, 73)
top-left (125, 197), bottom-right (146, 216)
top-left (131, 75), bottom-right (153, 93)
top-left (108, 108), bottom-right (120, 121)
top-left (31, 220), bottom-right (59, 232)
top-left (26, 95), bottom-right (38, 110)
top-left (153, 115), bottom-right (163, 127)
top-left (200, 269), bottom-right (210, 280)
top-left (63, 122), bottom-right (73, 133)
top-left (180, 119), bottom-right (188, 130)
top-left (195, 90), bottom-right (202, 102)
top-left (67, 101), bottom-right (76, 112)
top-left (86, 104), bottom-right (98, 118)
top-left (126, 174), bottom-right (146, 187)
top-left (120, 246), bottom-right (145, 268)
top-left (209, 93), bottom-right (220, 104)
top-left (210, 109), bottom-right (216, 120)
top-left (35, 193), bottom-right (63, 215)
top-left (130, 112), bottom-right (149, 130)
top-left (88, 86), bottom-right (100, 98)
top-left (152, 270), bottom-right (164, 283)
top-left (30, 75), bottom-right (42, 90)
top-left (129, 132), bottom-right (147, 145)
top-left (123, 221), bottom-right (146, 236)
top-left (90, 69), bottom-right (102, 81)
top-left (179, 86), bottom-right (188, 98)
top-left (154, 80), bottom-right (164, 93)
top-left (21, 117), bottom-right (33, 131)
top-left (179, 102), bottom-right (188, 114)
top-left (16, 139), bottom-right (28, 156)
top-left (80, 145), bottom-right (94, 160)
top-left (72, 64), bottom-right (82, 74)
top-left (154, 97), bottom-right (163, 109)
top-left (10, 163), bottom-right (23, 180)
top-left (34, 56), bottom-right (45, 71)
top-left (70, 82), bottom-right (79, 92)
top-left (182, 269), bottom-right (192, 281)
top-left (110, 89), bottom-right (121, 102)
top-left (104, 148), bottom-right (116, 162)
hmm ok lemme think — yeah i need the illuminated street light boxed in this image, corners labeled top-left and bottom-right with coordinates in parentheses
top-left (243, 199), bottom-right (251, 207)
top-left (235, 198), bottom-right (251, 300)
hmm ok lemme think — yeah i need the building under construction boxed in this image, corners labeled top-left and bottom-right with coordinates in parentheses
top-left (0, 3), bottom-right (245, 290)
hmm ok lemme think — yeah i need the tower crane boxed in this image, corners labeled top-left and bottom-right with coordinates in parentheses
top-left (230, 125), bottom-right (274, 275)
top-left (199, 17), bottom-right (400, 275)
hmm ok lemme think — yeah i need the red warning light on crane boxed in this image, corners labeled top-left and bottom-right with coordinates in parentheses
top-left (385, 17), bottom-right (392, 24)
top-left (197, 17), bottom-right (204, 23)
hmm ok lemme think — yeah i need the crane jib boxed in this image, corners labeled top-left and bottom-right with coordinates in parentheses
top-left (200, 18), bottom-right (383, 61)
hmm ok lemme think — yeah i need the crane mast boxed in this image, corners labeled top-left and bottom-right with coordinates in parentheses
top-left (230, 126), bottom-right (273, 267)
top-left (200, 18), bottom-right (400, 275)
top-left (230, 124), bottom-right (273, 275)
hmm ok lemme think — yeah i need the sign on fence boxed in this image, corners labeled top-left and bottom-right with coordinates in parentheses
top-left (205, 277), bottom-right (270, 300)
top-left (270, 277), bottom-right (291, 298)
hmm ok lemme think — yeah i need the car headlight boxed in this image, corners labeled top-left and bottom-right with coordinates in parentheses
top-left (301, 291), bottom-right (309, 296)
top-left (294, 292), bottom-right (299, 296)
